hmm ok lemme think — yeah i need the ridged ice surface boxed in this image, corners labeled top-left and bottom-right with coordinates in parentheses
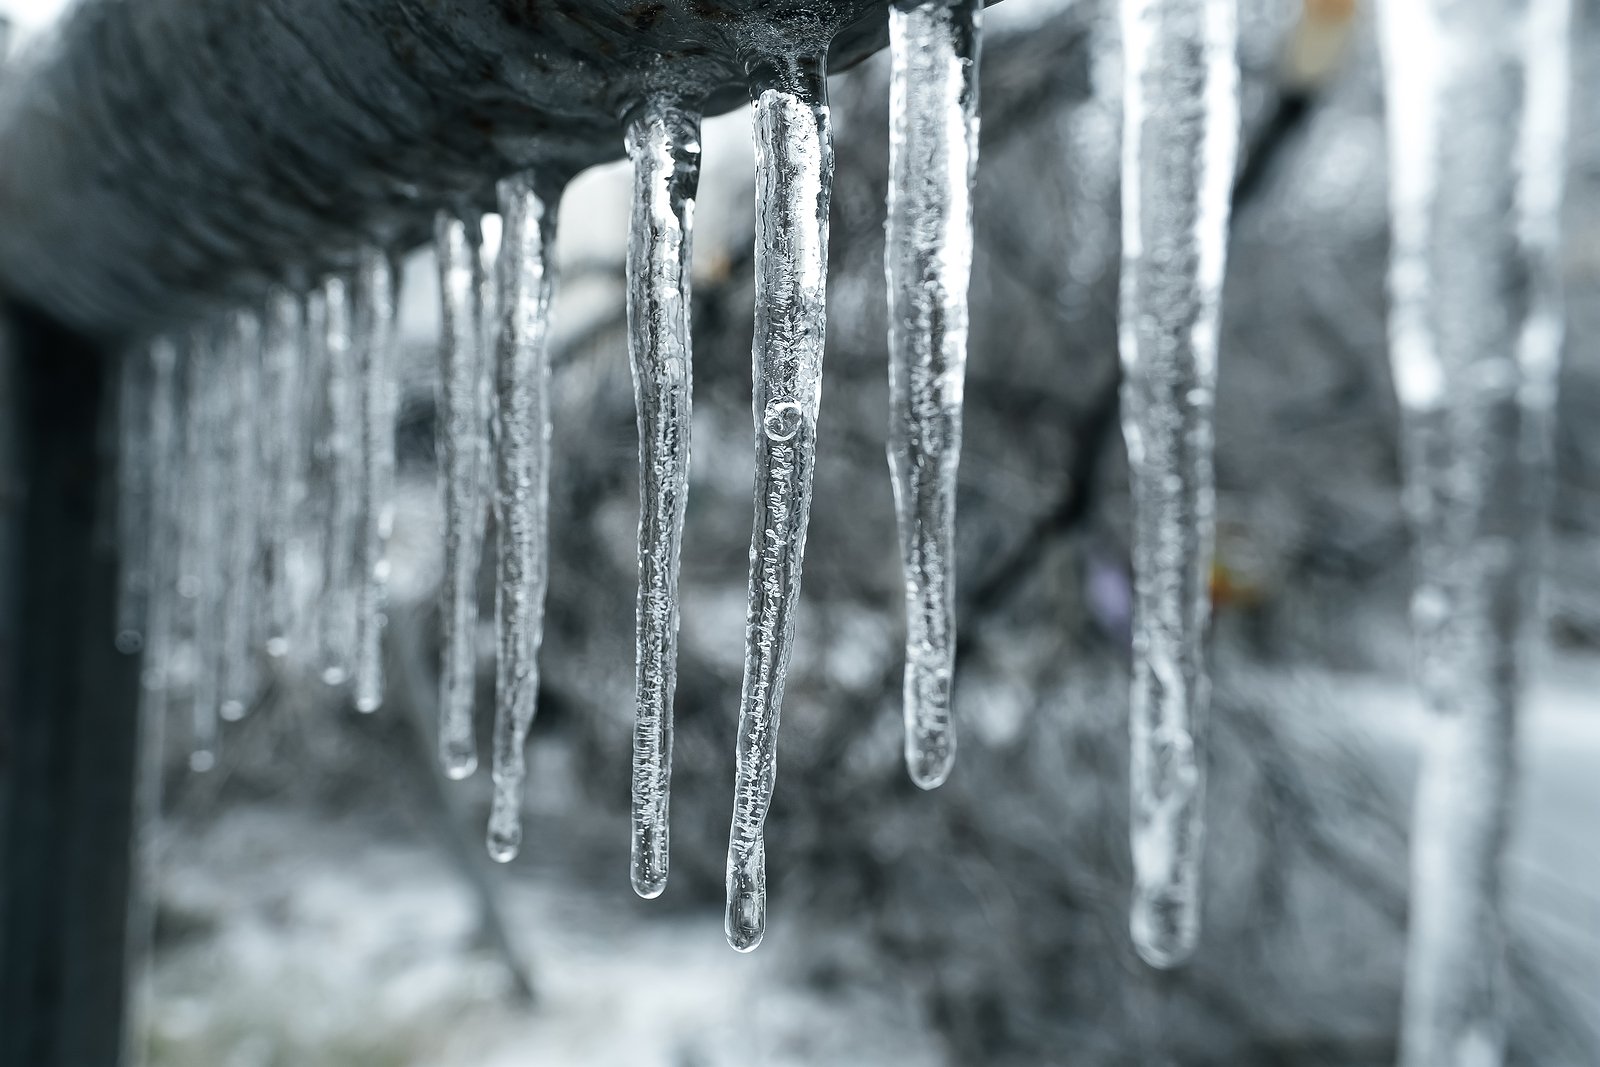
top-left (261, 289), bottom-right (304, 658)
top-left (353, 250), bottom-right (399, 713)
top-left (436, 210), bottom-right (490, 779)
top-left (885, 0), bottom-right (981, 791)
top-left (1378, 0), bottom-right (1571, 1063)
top-left (485, 175), bottom-right (559, 864)
top-left (219, 311), bottom-right (262, 720)
top-left (1118, 0), bottom-right (1237, 968)
top-left (319, 275), bottom-right (359, 686)
top-left (724, 66), bottom-right (835, 953)
top-left (626, 98), bottom-right (701, 899)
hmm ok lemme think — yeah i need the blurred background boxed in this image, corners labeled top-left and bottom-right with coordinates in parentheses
top-left (4, 0), bottom-right (1599, 1064)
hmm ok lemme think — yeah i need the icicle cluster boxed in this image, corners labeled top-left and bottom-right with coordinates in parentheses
top-left (1117, 0), bottom-right (1238, 968)
top-left (885, 0), bottom-right (982, 791)
top-left (1378, 0), bottom-right (1571, 1063)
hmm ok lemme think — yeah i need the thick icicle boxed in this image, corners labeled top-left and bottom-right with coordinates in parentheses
top-left (320, 275), bottom-right (359, 685)
top-left (219, 311), bottom-right (262, 720)
top-left (436, 210), bottom-right (491, 778)
top-left (625, 97), bottom-right (702, 899)
top-left (141, 338), bottom-right (183, 694)
top-left (353, 249), bottom-right (399, 713)
top-left (261, 289), bottom-right (304, 658)
top-left (1118, 0), bottom-right (1238, 968)
top-left (724, 57), bottom-right (835, 953)
top-left (116, 345), bottom-right (155, 654)
top-left (486, 175), bottom-right (559, 864)
top-left (1377, 0), bottom-right (1571, 1063)
top-left (182, 334), bottom-right (229, 773)
top-left (885, 0), bottom-right (982, 790)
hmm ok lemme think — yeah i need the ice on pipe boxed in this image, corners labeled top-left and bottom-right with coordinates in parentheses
top-left (1118, 0), bottom-right (1237, 968)
top-left (1377, 0), bottom-right (1572, 1063)
top-left (436, 209), bottom-right (491, 779)
top-left (319, 275), bottom-right (360, 686)
top-left (261, 289), bottom-right (304, 659)
top-left (116, 343), bottom-right (155, 654)
top-left (219, 311), bottom-right (262, 721)
top-left (485, 174), bottom-right (559, 864)
top-left (626, 97), bottom-right (702, 900)
top-left (724, 58), bottom-right (835, 953)
top-left (885, 0), bottom-right (982, 791)
top-left (353, 249), bottom-right (399, 714)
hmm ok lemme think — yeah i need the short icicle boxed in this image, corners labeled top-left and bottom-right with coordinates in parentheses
top-left (261, 289), bottom-right (304, 658)
top-left (436, 209), bottom-right (491, 779)
top-left (885, 0), bottom-right (982, 790)
top-left (219, 311), bottom-right (262, 721)
top-left (116, 342), bottom-right (155, 654)
top-left (320, 275), bottom-right (359, 686)
top-left (485, 174), bottom-right (560, 864)
top-left (724, 55), bottom-right (836, 952)
top-left (1377, 0), bottom-right (1572, 1063)
top-left (353, 249), bottom-right (400, 713)
top-left (626, 96), bottom-right (702, 899)
top-left (1118, 0), bottom-right (1238, 968)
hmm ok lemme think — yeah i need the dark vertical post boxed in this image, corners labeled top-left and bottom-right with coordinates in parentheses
top-left (0, 302), bottom-right (142, 1067)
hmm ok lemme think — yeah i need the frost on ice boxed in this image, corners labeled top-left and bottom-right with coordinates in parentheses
top-left (724, 56), bottom-right (835, 953)
top-left (885, 0), bottom-right (982, 791)
top-left (1377, 0), bottom-right (1572, 1062)
top-left (435, 209), bottom-right (492, 780)
top-left (486, 174), bottom-right (559, 864)
top-left (353, 249), bottom-right (399, 714)
top-left (626, 96), bottom-right (702, 900)
top-left (1118, 0), bottom-right (1238, 968)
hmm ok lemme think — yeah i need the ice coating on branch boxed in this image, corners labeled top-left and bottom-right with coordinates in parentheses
top-left (436, 209), bottom-right (490, 779)
top-left (353, 250), bottom-right (399, 713)
top-left (219, 311), bottom-right (262, 720)
top-left (1378, 0), bottom-right (1571, 1063)
top-left (885, 0), bottom-right (981, 791)
top-left (116, 343), bottom-right (154, 654)
top-left (182, 334), bottom-right (228, 773)
top-left (1118, 0), bottom-right (1237, 968)
top-left (724, 61), bottom-right (835, 952)
top-left (626, 98), bottom-right (702, 899)
top-left (319, 275), bottom-right (359, 686)
top-left (486, 175), bottom-right (559, 864)
top-left (261, 290), bottom-right (304, 659)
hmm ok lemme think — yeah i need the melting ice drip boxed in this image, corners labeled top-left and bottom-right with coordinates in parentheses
top-left (1378, 0), bottom-right (1571, 1063)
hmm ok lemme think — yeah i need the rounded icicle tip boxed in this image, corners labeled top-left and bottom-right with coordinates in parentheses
top-left (905, 738), bottom-right (955, 791)
top-left (724, 846), bottom-right (767, 952)
top-left (631, 823), bottom-right (669, 900)
top-left (487, 824), bottom-right (521, 865)
top-left (442, 748), bottom-right (478, 781)
top-left (189, 749), bottom-right (216, 774)
top-left (1130, 887), bottom-right (1199, 970)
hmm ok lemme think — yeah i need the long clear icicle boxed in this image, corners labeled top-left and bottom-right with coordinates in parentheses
top-left (626, 97), bottom-right (702, 899)
top-left (219, 311), bottom-right (261, 720)
top-left (320, 275), bottom-right (359, 685)
top-left (354, 249), bottom-right (399, 713)
top-left (886, 0), bottom-right (981, 790)
top-left (116, 344), bottom-right (155, 654)
top-left (183, 335), bottom-right (228, 773)
top-left (486, 175), bottom-right (559, 864)
top-left (1378, 0), bottom-right (1571, 1062)
top-left (436, 209), bottom-right (490, 778)
top-left (1118, 0), bottom-right (1238, 968)
top-left (142, 338), bottom-right (182, 694)
top-left (293, 289), bottom-right (329, 660)
top-left (725, 57), bottom-right (835, 952)
top-left (261, 290), bottom-right (304, 658)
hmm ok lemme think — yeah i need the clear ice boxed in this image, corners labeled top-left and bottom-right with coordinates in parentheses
top-left (1378, 0), bottom-right (1572, 1062)
top-left (219, 311), bottom-right (261, 720)
top-left (319, 275), bottom-right (359, 686)
top-left (724, 58), bottom-right (836, 952)
top-left (1118, 0), bottom-right (1238, 968)
top-left (626, 97), bottom-right (702, 899)
top-left (353, 249), bottom-right (399, 713)
top-left (885, 0), bottom-right (982, 790)
top-left (182, 332), bottom-right (227, 773)
top-left (261, 289), bottom-right (304, 659)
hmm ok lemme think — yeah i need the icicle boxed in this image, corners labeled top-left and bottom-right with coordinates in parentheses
top-left (724, 56), bottom-right (835, 952)
top-left (320, 275), bottom-right (360, 685)
top-left (261, 289), bottom-right (303, 658)
top-left (1377, 0), bottom-right (1571, 1062)
top-left (885, 0), bottom-right (982, 790)
top-left (141, 338), bottom-right (182, 694)
top-left (292, 288), bottom-right (329, 662)
top-left (485, 174), bottom-right (559, 864)
top-left (436, 209), bottom-right (491, 778)
top-left (353, 249), bottom-right (399, 713)
top-left (624, 97), bottom-right (702, 899)
top-left (182, 332), bottom-right (230, 773)
top-left (116, 345), bottom-right (155, 654)
top-left (1118, 0), bottom-right (1238, 968)
top-left (219, 311), bottom-right (262, 721)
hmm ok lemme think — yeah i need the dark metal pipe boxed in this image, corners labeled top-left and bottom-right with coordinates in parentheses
top-left (0, 0), bottom-right (909, 346)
